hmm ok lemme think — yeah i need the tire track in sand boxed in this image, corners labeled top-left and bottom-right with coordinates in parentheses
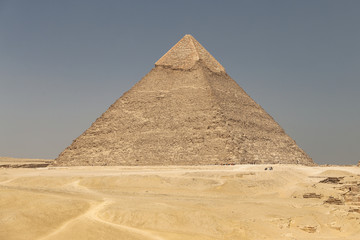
top-left (85, 200), bottom-right (165, 240)
top-left (38, 180), bottom-right (164, 240)
top-left (38, 200), bottom-right (164, 240)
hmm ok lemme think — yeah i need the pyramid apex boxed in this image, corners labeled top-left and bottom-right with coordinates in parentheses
top-left (182, 34), bottom-right (195, 39)
top-left (155, 35), bottom-right (225, 73)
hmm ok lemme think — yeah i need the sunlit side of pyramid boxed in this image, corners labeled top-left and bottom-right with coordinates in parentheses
top-left (54, 35), bottom-right (313, 166)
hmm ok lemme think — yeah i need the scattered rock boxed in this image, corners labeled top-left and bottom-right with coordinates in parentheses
top-left (349, 184), bottom-right (360, 192)
top-left (298, 225), bottom-right (317, 233)
top-left (324, 196), bottom-right (344, 205)
top-left (303, 193), bottom-right (322, 199)
top-left (319, 177), bottom-right (344, 184)
top-left (0, 163), bottom-right (50, 168)
top-left (349, 208), bottom-right (360, 214)
top-left (343, 192), bottom-right (360, 205)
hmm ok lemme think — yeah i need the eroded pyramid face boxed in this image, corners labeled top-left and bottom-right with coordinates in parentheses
top-left (54, 35), bottom-right (313, 166)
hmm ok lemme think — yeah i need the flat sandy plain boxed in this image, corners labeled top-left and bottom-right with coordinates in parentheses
top-left (1, 159), bottom-right (359, 240)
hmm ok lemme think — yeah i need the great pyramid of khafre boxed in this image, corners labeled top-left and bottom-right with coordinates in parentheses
top-left (53, 35), bottom-right (313, 166)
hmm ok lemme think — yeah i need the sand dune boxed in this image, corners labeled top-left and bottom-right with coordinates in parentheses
top-left (1, 165), bottom-right (359, 239)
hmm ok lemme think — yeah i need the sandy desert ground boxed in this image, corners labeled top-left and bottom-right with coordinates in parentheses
top-left (1, 162), bottom-right (359, 240)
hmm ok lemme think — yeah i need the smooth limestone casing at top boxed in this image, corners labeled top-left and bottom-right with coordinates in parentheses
top-left (54, 35), bottom-right (313, 166)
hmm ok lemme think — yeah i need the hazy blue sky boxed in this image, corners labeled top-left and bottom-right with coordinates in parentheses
top-left (0, 0), bottom-right (359, 165)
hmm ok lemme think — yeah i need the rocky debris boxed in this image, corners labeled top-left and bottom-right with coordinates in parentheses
top-left (349, 184), bottom-right (360, 192)
top-left (298, 225), bottom-right (317, 233)
top-left (53, 35), bottom-right (314, 167)
top-left (0, 157), bottom-right (53, 168)
top-left (0, 163), bottom-right (50, 168)
top-left (319, 177), bottom-right (344, 184)
top-left (264, 167), bottom-right (273, 170)
top-left (349, 208), bottom-right (360, 213)
top-left (342, 183), bottom-right (360, 205)
top-left (303, 193), bottom-right (322, 199)
top-left (324, 196), bottom-right (344, 205)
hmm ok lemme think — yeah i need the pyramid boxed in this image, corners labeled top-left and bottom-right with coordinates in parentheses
top-left (54, 35), bottom-right (313, 166)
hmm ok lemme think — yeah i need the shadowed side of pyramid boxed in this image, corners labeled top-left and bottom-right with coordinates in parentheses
top-left (53, 35), bottom-right (313, 166)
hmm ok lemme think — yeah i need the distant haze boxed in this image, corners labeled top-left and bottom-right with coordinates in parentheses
top-left (0, 1), bottom-right (359, 165)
